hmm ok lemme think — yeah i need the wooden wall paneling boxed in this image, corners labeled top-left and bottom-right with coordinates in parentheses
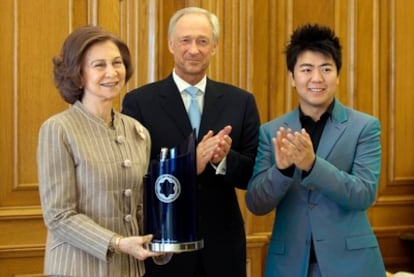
top-left (0, 0), bottom-right (89, 275)
top-left (376, 226), bottom-right (414, 273)
top-left (249, 0), bottom-right (271, 123)
top-left (246, 233), bottom-right (270, 277)
top-left (92, 0), bottom-right (123, 108)
top-left (120, 0), bottom-right (161, 98)
top-left (0, 0), bottom-right (15, 211)
top-left (351, 0), bottom-right (381, 229)
top-left (353, 0), bottom-right (378, 114)
top-left (376, 0), bottom-right (414, 212)
top-left (374, 0), bottom-right (414, 271)
top-left (223, 0), bottom-right (250, 89)
top-left (335, 0), bottom-right (353, 106)
top-left (0, 212), bottom-right (45, 276)
top-left (268, 0), bottom-right (290, 121)
top-left (291, 0), bottom-right (335, 28)
top-left (158, 0), bottom-right (185, 80)
top-left (373, 1), bottom-right (389, 235)
top-left (0, 249), bottom-right (44, 277)
top-left (8, 0), bottom-right (70, 206)
top-left (0, 0), bottom-right (72, 210)
top-left (95, 0), bottom-right (120, 33)
top-left (392, 0), bottom-right (414, 189)
top-left (242, 0), bottom-right (278, 235)
top-left (377, 0), bottom-right (391, 199)
top-left (376, 0), bottom-right (414, 198)
top-left (195, 0), bottom-right (221, 80)
top-left (72, 0), bottom-right (88, 28)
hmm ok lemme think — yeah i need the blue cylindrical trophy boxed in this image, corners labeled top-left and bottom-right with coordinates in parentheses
top-left (143, 132), bottom-right (203, 263)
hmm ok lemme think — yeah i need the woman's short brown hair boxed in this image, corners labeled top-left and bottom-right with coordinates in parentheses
top-left (52, 25), bottom-right (133, 104)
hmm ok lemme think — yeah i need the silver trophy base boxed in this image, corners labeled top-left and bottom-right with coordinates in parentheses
top-left (148, 239), bottom-right (204, 253)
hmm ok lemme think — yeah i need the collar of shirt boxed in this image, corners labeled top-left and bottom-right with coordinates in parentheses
top-left (172, 70), bottom-right (206, 110)
top-left (299, 99), bottom-right (335, 121)
top-left (172, 70), bottom-right (207, 94)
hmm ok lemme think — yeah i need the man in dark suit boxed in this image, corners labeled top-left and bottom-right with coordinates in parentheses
top-left (122, 6), bottom-right (260, 277)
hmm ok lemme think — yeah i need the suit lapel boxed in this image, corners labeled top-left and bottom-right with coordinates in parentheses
top-left (281, 109), bottom-right (302, 131)
top-left (158, 76), bottom-right (193, 138)
top-left (283, 101), bottom-right (348, 159)
top-left (283, 102), bottom-right (348, 204)
top-left (198, 79), bottom-right (225, 138)
top-left (316, 100), bottom-right (348, 159)
top-left (311, 100), bottom-right (347, 204)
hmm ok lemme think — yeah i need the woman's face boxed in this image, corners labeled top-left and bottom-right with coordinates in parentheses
top-left (81, 40), bottom-right (126, 103)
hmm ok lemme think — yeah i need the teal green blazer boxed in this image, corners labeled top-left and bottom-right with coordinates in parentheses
top-left (246, 99), bottom-right (386, 277)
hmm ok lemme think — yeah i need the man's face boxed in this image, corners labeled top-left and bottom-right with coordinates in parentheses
top-left (168, 13), bottom-right (217, 83)
top-left (290, 50), bottom-right (339, 118)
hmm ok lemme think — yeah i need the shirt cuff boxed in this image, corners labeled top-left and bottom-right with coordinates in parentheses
top-left (209, 156), bottom-right (227, 175)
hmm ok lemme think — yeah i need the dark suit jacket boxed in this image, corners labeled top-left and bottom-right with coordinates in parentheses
top-left (122, 74), bottom-right (260, 277)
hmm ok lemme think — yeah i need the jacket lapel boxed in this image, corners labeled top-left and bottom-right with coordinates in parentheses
top-left (198, 79), bottom-right (225, 139)
top-left (158, 76), bottom-right (194, 138)
top-left (310, 100), bottom-right (347, 204)
top-left (281, 109), bottom-right (302, 131)
top-left (283, 101), bottom-right (349, 204)
top-left (316, 100), bottom-right (348, 159)
top-left (282, 101), bottom-right (348, 159)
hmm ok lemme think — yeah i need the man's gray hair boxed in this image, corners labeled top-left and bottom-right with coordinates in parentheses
top-left (168, 7), bottom-right (220, 42)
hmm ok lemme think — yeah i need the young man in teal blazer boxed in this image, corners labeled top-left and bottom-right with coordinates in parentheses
top-left (246, 24), bottom-right (386, 277)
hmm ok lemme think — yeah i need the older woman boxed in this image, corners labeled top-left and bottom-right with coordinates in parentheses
top-left (37, 25), bottom-right (160, 276)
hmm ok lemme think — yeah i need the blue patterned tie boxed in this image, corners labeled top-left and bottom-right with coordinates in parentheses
top-left (185, 87), bottom-right (201, 137)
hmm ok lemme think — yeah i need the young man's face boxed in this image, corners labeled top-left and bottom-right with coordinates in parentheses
top-left (290, 50), bottom-right (339, 119)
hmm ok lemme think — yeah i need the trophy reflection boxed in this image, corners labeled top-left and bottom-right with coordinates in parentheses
top-left (143, 132), bottom-right (204, 265)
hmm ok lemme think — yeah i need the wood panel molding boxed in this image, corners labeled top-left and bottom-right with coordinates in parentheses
top-left (0, 244), bottom-right (44, 258)
top-left (246, 233), bottom-right (270, 277)
top-left (0, 206), bottom-right (43, 219)
top-left (245, 230), bottom-right (414, 273)
top-left (375, 227), bottom-right (414, 272)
